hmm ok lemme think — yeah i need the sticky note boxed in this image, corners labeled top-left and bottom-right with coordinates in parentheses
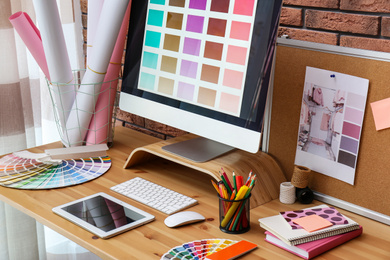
top-left (370, 97), bottom-right (390, 131)
top-left (292, 215), bottom-right (333, 232)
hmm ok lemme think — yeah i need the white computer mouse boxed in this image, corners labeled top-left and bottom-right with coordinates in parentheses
top-left (164, 211), bottom-right (205, 228)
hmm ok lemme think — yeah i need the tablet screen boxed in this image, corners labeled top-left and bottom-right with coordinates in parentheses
top-left (53, 192), bottom-right (155, 238)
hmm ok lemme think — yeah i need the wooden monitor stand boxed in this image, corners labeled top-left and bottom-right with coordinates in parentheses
top-left (124, 133), bottom-right (287, 208)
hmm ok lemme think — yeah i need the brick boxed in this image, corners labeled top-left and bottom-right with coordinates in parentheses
top-left (382, 17), bottom-right (390, 37)
top-left (306, 10), bottom-right (380, 35)
top-left (283, 0), bottom-right (339, 9)
top-left (80, 0), bottom-right (88, 13)
top-left (340, 36), bottom-right (390, 52)
top-left (116, 110), bottom-right (145, 126)
top-left (278, 27), bottom-right (338, 45)
top-left (340, 0), bottom-right (390, 13)
top-left (145, 120), bottom-right (187, 137)
top-left (123, 123), bottom-right (166, 140)
top-left (280, 7), bottom-right (303, 26)
top-left (82, 13), bottom-right (88, 28)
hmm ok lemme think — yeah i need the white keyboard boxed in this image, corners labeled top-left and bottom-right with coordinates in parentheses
top-left (110, 177), bottom-right (198, 215)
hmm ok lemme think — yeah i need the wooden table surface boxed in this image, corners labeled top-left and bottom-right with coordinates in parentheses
top-left (0, 127), bottom-right (389, 259)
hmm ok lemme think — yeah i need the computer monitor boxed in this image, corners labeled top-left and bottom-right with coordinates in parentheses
top-left (120, 0), bottom-right (282, 162)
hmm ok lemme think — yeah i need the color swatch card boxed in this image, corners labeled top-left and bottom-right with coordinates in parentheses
top-left (161, 239), bottom-right (238, 260)
top-left (139, 0), bottom-right (260, 116)
top-left (0, 151), bottom-right (111, 189)
top-left (295, 67), bottom-right (369, 185)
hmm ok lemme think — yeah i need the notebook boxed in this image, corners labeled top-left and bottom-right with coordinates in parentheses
top-left (265, 226), bottom-right (362, 259)
top-left (258, 205), bottom-right (360, 246)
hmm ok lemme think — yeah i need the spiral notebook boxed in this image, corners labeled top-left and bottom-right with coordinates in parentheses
top-left (258, 205), bottom-right (360, 246)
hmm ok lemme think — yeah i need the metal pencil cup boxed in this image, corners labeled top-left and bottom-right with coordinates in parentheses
top-left (219, 194), bottom-right (251, 234)
top-left (47, 70), bottom-right (119, 147)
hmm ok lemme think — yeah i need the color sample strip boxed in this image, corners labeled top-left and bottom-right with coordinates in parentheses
top-left (138, 0), bottom-right (259, 116)
top-left (337, 92), bottom-right (366, 169)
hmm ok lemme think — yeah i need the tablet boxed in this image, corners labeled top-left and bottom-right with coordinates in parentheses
top-left (53, 192), bottom-right (155, 239)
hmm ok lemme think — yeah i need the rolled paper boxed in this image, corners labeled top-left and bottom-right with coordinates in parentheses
top-left (291, 165), bottom-right (311, 188)
top-left (32, 0), bottom-right (76, 140)
top-left (85, 2), bottom-right (132, 145)
top-left (66, 0), bottom-right (130, 146)
top-left (9, 11), bottom-right (50, 80)
top-left (86, 0), bottom-right (104, 64)
top-left (279, 182), bottom-right (296, 204)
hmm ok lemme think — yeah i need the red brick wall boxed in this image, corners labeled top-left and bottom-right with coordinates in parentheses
top-left (279, 0), bottom-right (390, 52)
top-left (80, 0), bottom-right (390, 140)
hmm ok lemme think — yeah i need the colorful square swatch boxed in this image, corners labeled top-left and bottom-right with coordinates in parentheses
top-left (138, 0), bottom-right (259, 116)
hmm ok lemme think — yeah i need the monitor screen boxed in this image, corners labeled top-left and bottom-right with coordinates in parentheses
top-left (120, 0), bottom-right (282, 160)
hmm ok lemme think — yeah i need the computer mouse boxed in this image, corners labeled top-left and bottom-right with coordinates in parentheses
top-left (164, 211), bottom-right (205, 228)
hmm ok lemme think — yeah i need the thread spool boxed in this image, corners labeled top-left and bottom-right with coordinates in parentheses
top-left (296, 187), bottom-right (314, 204)
top-left (291, 165), bottom-right (311, 189)
top-left (279, 182), bottom-right (296, 204)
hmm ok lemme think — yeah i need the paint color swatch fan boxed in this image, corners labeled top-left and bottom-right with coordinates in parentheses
top-left (161, 239), bottom-right (238, 260)
top-left (161, 239), bottom-right (257, 260)
top-left (0, 145), bottom-right (111, 189)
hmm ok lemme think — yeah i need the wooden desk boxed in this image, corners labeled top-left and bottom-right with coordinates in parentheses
top-left (1, 127), bottom-right (389, 259)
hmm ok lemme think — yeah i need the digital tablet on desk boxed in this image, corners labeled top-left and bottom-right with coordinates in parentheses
top-left (52, 192), bottom-right (155, 239)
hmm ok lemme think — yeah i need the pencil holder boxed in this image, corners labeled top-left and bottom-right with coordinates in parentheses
top-left (219, 194), bottom-right (251, 234)
top-left (47, 69), bottom-right (119, 147)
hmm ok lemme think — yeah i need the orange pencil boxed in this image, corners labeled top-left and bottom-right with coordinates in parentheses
top-left (211, 179), bottom-right (220, 194)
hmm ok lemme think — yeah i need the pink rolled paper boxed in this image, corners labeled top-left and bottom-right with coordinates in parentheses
top-left (85, 2), bottom-right (132, 145)
top-left (9, 11), bottom-right (50, 80)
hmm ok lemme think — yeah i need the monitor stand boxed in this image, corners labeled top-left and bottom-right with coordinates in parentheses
top-left (123, 133), bottom-right (287, 209)
top-left (162, 137), bottom-right (234, 163)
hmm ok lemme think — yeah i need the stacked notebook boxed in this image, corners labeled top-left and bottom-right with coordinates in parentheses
top-left (258, 204), bottom-right (362, 259)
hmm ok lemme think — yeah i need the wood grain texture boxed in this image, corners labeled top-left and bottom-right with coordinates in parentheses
top-left (124, 133), bottom-right (287, 208)
top-left (0, 127), bottom-right (389, 259)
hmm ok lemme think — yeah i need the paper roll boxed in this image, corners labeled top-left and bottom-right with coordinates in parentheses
top-left (9, 11), bottom-right (50, 80)
top-left (32, 0), bottom-right (76, 133)
top-left (279, 182), bottom-right (296, 204)
top-left (85, 2), bottom-right (131, 145)
top-left (65, 0), bottom-right (130, 146)
top-left (291, 165), bottom-right (311, 188)
top-left (86, 0), bottom-right (104, 64)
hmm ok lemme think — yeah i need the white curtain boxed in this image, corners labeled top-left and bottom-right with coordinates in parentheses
top-left (0, 0), bottom-right (83, 259)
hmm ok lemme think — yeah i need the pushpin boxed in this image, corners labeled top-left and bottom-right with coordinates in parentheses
top-left (330, 74), bottom-right (335, 78)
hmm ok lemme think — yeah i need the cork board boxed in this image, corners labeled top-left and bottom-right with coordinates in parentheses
top-left (268, 39), bottom-right (390, 216)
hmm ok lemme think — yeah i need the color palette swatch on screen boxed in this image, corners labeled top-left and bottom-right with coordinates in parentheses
top-left (0, 152), bottom-right (111, 189)
top-left (161, 239), bottom-right (238, 260)
top-left (338, 92), bottom-right (365, 168)
top-left (139, 0), bottom-right (259, 116)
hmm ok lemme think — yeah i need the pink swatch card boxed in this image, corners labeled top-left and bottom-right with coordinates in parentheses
top-left (292, 215), bottom-right (333, 232)
top-left (280, 206), bottom-right (348, 229)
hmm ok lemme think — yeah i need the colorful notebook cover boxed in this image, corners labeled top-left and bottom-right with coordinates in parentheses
top-left (259, 205), bottom-right (360, 246)
top-left (280, 205), bottom-right (349, 229)
top-left (264, 226), bottom-right (362, 259)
